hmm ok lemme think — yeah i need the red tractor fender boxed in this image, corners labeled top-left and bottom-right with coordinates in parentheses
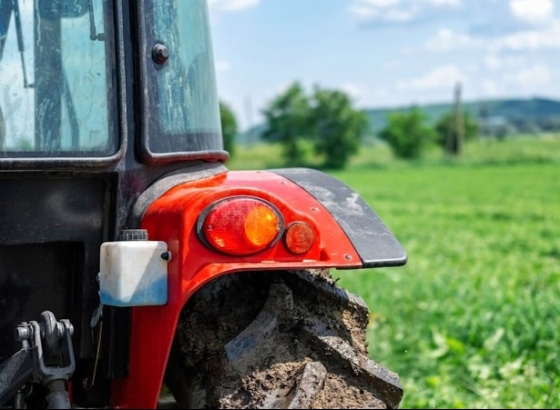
top-left (110, 169), bottom-right (406, 409)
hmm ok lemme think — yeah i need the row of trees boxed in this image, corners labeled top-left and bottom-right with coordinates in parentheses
top-left (381, 108), bottom-right (479, 159)
top-left (220, 82), bottom-right (368, 169)
top-left (260, 82), bottom-right (369, 169)
top-left (220, 84), bottom-right (481, 168)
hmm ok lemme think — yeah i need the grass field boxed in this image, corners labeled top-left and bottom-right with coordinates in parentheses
top-left (228, 135), bottom-right (560, 409)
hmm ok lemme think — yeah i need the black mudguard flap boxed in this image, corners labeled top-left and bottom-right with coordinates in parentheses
top-left (271, 168), bottom-right (407, 268)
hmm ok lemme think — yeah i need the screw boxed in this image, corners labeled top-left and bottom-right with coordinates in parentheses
top-left (152, 44), bottom-right (170, 64)
top-left (344, 254), bottom-right (352, 261)
top-left (161, 251), bottom-right (172, 261)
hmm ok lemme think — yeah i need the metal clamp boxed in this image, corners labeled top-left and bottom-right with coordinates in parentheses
top-left (14, 312), bottom-right (76, 409)
top-left (16, 313), bottom-right (75, 384)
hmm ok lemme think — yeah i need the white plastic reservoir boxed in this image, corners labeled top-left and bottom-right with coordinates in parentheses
top-left (99, 241), bottom-right (169, 307)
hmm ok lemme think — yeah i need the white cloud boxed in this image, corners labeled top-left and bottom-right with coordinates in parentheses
top-left (349, 0), bottom-right (403, 22)
top-left (208, 0), bottom-right (260, 13)
top-left (350, 0), bottom-right (461, 23)
top-left (422, 28), bottom-right (477, 52)
top-left (469, 63), bottom-right (555, 99)
top-left (483, 55), bottom-right (502, 70)
top-left (415, 19), bottom-right (560, 55)
top-left (509, 0), bottom-right (555, 24)
top-left (431, 0), bottom-right (462, 6)
top-left (491, 22), bottom-right (560, 51)
top-left (383, 60), bottom-right (402, 70)
top-left (382, 9), bottom-right (417, 22)
top-left (483, 54), bottom-right (526, 70)
top-left (215, 60), bottom-right (231, 73)
top-left (482, 79), bottom-right (501, 95)
top-left (341, 83), bottom-right (364, 101)
top-left (273, 81), bottom-right (299, 95)
top-left (358, 0), bottom-right (400, 6)
top-left (397, 64), bottom-right (465, 91)
top-left (504, 64), bottom-right (552, 87)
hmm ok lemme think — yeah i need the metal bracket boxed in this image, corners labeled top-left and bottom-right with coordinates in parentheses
top-left (16, 316), bottom-right (76, 384)
top-left (0, 311), bottom-right (76, 408)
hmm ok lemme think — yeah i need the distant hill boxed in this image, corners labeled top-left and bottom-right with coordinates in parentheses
top-left (366, 97), bottom-right (560, 135)
top-left (240, 97), bottom-right (560, 144)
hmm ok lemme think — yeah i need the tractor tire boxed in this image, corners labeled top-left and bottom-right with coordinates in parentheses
top-left (164, 269), bottom-right (403, 409)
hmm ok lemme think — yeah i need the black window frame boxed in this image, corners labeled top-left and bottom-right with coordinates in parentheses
top-left (135, 0), bottom-right (227, 165)
top-left (0, 0), bottom-right (123, 170)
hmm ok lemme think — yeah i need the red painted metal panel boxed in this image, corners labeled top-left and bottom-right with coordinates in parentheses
top-left (111, 170), bottom-right (362, 409)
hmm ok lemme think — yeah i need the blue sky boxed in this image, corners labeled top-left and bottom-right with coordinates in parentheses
top-left (208, 0), bottom-right (560, 130)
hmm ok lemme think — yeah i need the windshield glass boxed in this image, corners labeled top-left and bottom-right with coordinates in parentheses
top-left (0, 0), bottom-right (114, 157)
top-left (149, 0), bottom-right (221, 154)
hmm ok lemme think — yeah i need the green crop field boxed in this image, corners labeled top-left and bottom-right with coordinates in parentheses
top-left (228, 135), bottom-right (560, 409)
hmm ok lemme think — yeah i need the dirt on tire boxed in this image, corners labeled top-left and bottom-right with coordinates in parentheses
top-left (165, 269), bottom-right (402, 409)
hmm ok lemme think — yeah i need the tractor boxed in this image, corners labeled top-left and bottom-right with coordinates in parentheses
top-left (0, 0), bottom-right (407, 408)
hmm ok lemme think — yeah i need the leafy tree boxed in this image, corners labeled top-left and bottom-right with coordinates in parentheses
top-left (539, 117), bottom-right (560, 132)
top-left (261, 83), bottom-right (368, 168)
top-left (311, 88), bottom-right (368, 169)
top-left (379, 108), bottom-right (434, 159)
top-left (435, 111), bottom-right (479, 155)
top-left (261, 82), bottom-right (312, 165)
top-left (219, 101), bottom-right (238, 157)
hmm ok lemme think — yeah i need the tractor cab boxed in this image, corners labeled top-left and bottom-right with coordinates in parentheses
top-left (0, 0), bottom-right (228, 406)
top-left (0, 1), bottom-right (406, 409)
top-left (0, 0), bottom-right (224, 161)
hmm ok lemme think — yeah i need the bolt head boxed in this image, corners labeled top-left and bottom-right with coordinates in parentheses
top-left (15, 326), bottom-right (31, 341)
top-left (152, 44), bottom-right (170, 64)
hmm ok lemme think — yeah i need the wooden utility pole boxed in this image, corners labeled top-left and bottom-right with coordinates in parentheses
top-left (446, 81), bottom-right (464, 155)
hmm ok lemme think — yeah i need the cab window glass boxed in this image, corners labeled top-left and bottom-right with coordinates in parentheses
top-left (0, 0), bottom-right (114, 156)
top-left (151, 0), bottom-right (221, 151)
